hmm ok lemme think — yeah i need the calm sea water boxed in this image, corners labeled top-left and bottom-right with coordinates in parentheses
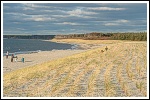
top-left (3, 39), bottom-right (76, 55)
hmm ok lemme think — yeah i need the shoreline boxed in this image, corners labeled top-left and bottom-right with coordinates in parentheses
top-left (45, 39), bottom-right (107, 50)
top-left (3, 39), bottom-right (74, 56)
top-left (3, 39), bottom-right (110, 74)
top-left (3, 39), bottom-right (90, 74)
top-left (3, 49), bottom-right (87, 74)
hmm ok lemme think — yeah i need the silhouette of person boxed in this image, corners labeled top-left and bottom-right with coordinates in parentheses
top-left (6, 51), bottom-right (9, 59)
top-left (11, 54), bottom-right (14, 62)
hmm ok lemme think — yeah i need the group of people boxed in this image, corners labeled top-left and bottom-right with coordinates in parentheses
top-left (10, 54), bottom-right (18, 62)
top-left (6, 51), bottom-right (24, 63)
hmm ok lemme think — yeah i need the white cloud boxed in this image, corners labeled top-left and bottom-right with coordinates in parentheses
top-left (88, 7), bottom-right (126, 11)
top-left (104, 19), bottom-right (129, 26)
top-left (42, 10), bottom-right (54, 13)
top-left (67, 9), bottom-right (97, 15)
top-left (104, 23), bottom-right (119, 26)
top-left (56, 22), bottom-right (79, 25)
top-left (22, 3), bottom-right (52, 11)
top-left (25, 17), bottom-right (54, 21)
top-left (51, 15), bottom-right (68, 18)
top-left (23, 7), bottom-right (34, 10)
top-left (55, 22), bottom-right (86, 25)
top-left (22, 3), bottom-right (36, 7)
top-left (66, 9), bottom-right (97, 18)
top-left (23, 15), bottom-right (55, 21)
top-left (22, 3), bottom-right (37, 10)
top-left (5, 12), bottom-right (27, 16)
top-left (72, 15), bottom-right (95, 18)
top-left (4, 12), bottom-right (31, 20)
top-left (5, 11), bottom-right (55, 22)
top-left (116, 19), bottom-right (129, 23)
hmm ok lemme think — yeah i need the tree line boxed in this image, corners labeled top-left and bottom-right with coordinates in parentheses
top-left (55, 32), bottom-right (147, 41)
top-left (3, 35), bottom-right (55, 40)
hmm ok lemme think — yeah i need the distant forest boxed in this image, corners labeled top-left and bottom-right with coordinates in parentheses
top-left (3, 32), bottom-right (147, 41)
top-left (55, 32), bottom-right (147, 41)
top-left (3, 35), bottom-right (55, 40)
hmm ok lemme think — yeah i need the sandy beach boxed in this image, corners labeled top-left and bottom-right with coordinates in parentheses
top-left (3, 40), bottom-right (147, 97)
top-left (3, 49), bottom-right (86, 74)
top-left (3, 39), bottom-right (107, 74)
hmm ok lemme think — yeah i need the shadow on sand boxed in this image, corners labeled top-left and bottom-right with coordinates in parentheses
top-left (17, 60), bottom-right (32, 62)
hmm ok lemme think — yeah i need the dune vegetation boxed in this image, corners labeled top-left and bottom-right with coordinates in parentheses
top-left (51, 38), bottom-right (124, 44)
top-left (3, 39), bottom-right (147, 97)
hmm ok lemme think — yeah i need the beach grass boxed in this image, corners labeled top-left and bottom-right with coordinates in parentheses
top-left (51, 38), bottom-right (124, 44)
top-left (3, 39), bottom-right (147, 97)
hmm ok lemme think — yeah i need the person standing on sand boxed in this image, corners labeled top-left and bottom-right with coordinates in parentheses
top-left (11, 54), bottom-right (14, 62)
top-left (22, 57), bottom-right (24, 63)
top-left (6, 51), bottom-right (9, 59)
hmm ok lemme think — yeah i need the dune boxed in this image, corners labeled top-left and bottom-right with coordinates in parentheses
top-left (3, 39), bottom-right (147, 97)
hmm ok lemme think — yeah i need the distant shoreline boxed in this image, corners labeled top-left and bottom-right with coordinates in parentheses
top-left (3, 39), bottom-right (74, 56)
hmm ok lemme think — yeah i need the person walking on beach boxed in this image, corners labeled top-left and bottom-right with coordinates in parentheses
top-left (6, 51), bottom-right (9, 59)
top-left (11, 54), bottom-right (14, 62)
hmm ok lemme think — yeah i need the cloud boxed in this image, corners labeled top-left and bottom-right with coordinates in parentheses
top-left (66, 9), bottom-right (97, 18)
top-left (22, 3), bottom-right (52, 10)
top-left (67, 9), bottom-right (97, 15)
top-left (55, 22), bottom-right (84, 25)
top-left (51, 15), bottom-right (68, 18)
top-left (16, 28), bottom-right (26, 30)
top-left (5, 12), bottom-right (20, 15)
top-left (104, 19), bottom-right (129, 26)
top-left (3, 3), bottom-right (147, 35)
top-left (116, 19), bottom-right (129, 23)
top-left (23, 15), bottom-right (55, 21)
top-left (104, 23), bottom-right (119, 26)
top-left (5, 12), bottom-right (55, 22)
top-left (21, 3), bottom-right (36, 10)
top-left (88, 7), bottom-right (126, 11)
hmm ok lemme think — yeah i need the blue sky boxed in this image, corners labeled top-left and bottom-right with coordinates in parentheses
top-left (3, 2), bottom-right (147, 35)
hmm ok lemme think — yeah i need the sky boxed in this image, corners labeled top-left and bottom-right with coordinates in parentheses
top-left (2, 2), bottom-right (148, 35)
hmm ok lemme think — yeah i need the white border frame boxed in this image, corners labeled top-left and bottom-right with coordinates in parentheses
top-left (1, 1), bottom-right (149, 99)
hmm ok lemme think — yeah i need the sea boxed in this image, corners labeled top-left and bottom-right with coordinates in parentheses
top-left (3, 39), bottom-right (78, 56)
